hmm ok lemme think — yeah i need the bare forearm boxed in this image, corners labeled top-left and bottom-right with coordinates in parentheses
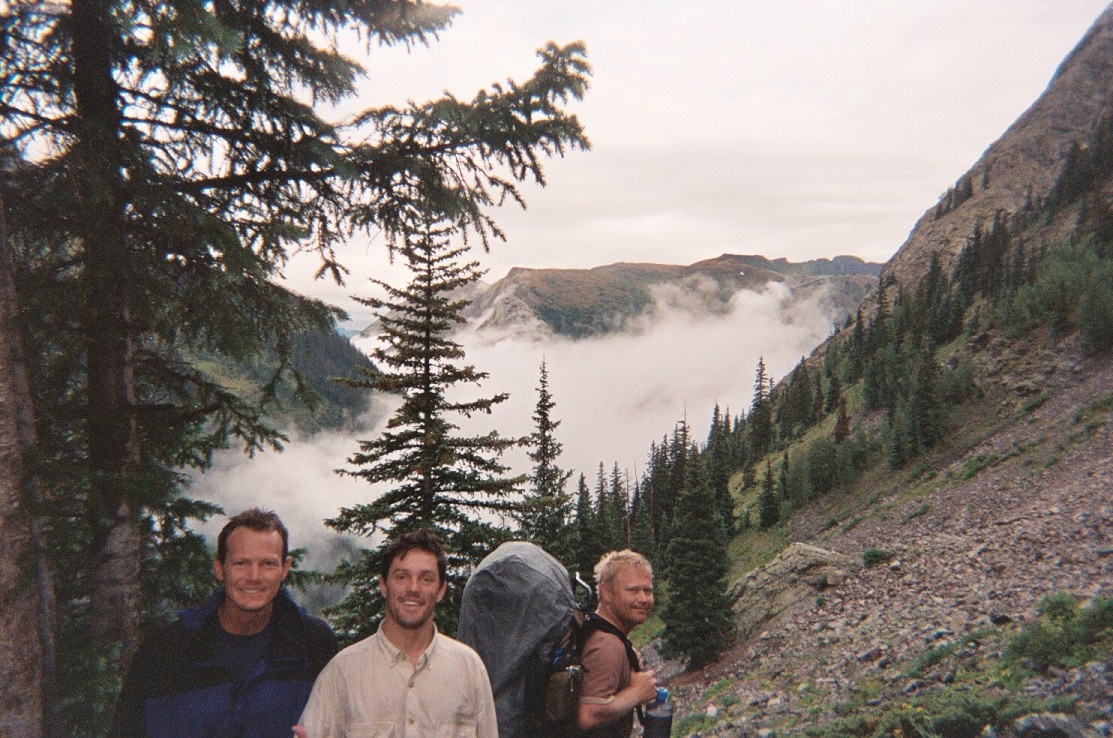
top-left (576, 685), bottom-right (643, 731)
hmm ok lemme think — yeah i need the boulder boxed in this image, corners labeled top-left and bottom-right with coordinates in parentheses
top-left (729, 543), bottom-right (857, 639)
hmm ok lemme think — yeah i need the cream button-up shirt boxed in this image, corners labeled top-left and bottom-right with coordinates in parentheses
top-left (299, 628), bottom-right (497, 738)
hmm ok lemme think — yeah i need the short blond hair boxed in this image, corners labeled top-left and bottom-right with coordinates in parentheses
top-left (594, 550), bottom-right (652, 589)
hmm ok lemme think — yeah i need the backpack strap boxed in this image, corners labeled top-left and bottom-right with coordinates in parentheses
top-left (581, 613), bottom-right (645, 725)
top-left (582, 614), bottom-right (640, 673)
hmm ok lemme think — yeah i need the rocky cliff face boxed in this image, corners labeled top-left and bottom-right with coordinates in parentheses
top-left (883, 6), bottom-right (1113, 292)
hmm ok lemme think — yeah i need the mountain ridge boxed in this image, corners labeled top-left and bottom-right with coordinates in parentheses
top-left (464, 253), bottom-right (882, 339)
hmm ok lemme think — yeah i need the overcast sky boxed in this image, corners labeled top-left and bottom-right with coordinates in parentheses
top-left (279, 0), bottom-right (1112, 327)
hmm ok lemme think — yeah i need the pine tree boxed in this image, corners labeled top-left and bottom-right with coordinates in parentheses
top-left (516, 360), bottom-right (574, 563)
top-left (777, 451), bottom-right (791, 502)
top-left (608, 463), bottom-right (630, 549)
top-left (758, 462), bottom-right (780, 530)
top-left (824, 370), bottom-right (842, 415)
top-left (592, 464), bottom-right (611, 549)
top-left (775, 359), bottom-right (813, 438)
top-left (731, 412), bottom-right (751, 474)
top-left (327, 224), bottom-right (524, 639)
top-left (629, 480), bottom-right (654, 559)
top-left (658, 421), bottom-right (690, 552)
top-left (812, 369), bottom-right (825, 426)
top-left (834, 398), bottom-right (851, 444)
top-left (748, 358), bottom-right (773, 459)
top-left (570, 474), bottom-right (599, 585)
top-left (660, 445), bottom-right (734, 669)
top-left (644, 439), bottom-right (671, 548)
top-left (866, 274), bottom-right (891, 355)
top-left (704, 404), bottom-right (735, 540)
top-left (903, 341), bottom-right (945, 458)
top-left (848, 308), bottom-right (867, 380)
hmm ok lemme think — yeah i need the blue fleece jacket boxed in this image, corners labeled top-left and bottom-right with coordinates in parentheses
top-left (110, 589), bottom-right (337, 738)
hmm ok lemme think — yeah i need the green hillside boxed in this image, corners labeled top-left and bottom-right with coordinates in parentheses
top-left (197, 327), bottom-right (375, 432)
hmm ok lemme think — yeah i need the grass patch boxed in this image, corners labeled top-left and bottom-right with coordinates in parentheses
top-left (700, 678), bottom-right (732, 703)
top-left (841, 515), bottom-right (866, 533)
top-left (902, 502), bottom-right (931, 524)
top-left (906, 463), bottom-right (935, 484)
top-left (803, 688), bottom-right (1075, 738)
top-left (958, 453), bottom-right (999, 480)
top-left (799, 611), bottom-right (1095, 738)
top-left (861, 548), bottom-right (891, 568)
top-left (1068, 420), bottom-right (1105, 443)
top-left (630, 614), bottom-right (664, 648)
top-left (727, 524), bottom-right (789, 581)
top-left (1074, 390), bottom-right (1113, 425)
top-left (904, 640), bottom-right (960, 678)
top-left (1001, 435), bottom-right (1047, 462)
top-left (1005, 592), bottom-right (1113, 673)
top-left (1021, 392), bottom-right (1049, 413)
top-left (675, 712), bottom-right (714, 735)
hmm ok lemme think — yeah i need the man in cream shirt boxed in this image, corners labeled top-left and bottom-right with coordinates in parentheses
top-left (295, 530), bottom-right (497, 738)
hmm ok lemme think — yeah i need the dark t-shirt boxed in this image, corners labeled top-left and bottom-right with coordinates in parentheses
top-left (212, 623), bottom-right (272, 683)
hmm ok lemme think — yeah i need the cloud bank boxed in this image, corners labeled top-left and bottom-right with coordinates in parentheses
top-left (188, 281), bottom-right (838, 566)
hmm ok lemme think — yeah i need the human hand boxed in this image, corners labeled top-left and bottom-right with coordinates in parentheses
top-left (630, 669), bottom-right (658, 704)
top-left (292, 726), bottom-right (307, 738)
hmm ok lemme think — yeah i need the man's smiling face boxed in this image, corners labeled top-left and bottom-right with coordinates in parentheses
top-left (213, 527), bottom-right (291, 617)
top-left (379, 548), bottom-right (446, 631)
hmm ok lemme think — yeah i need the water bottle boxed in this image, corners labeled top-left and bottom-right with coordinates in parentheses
top-left (643, 687), bottom-right (673, 738)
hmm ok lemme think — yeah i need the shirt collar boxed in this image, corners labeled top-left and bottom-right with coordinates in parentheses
top-left (375, 626), bottom-right (440, 670)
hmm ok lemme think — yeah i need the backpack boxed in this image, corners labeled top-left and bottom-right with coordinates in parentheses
top-left (458, 542), bottom-right (592, 738)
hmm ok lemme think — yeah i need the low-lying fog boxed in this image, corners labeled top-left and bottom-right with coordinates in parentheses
top-left (189, 279), bottom-right (839, 572)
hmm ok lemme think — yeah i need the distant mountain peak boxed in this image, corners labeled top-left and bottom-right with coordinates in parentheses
top-left (464, 253), bottom-right (882, 339)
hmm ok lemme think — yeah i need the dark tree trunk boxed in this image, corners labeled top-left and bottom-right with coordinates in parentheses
top-left (72, 0), bottom-right (143, 661)
top-left (0, 190), bottom-right (51, 737)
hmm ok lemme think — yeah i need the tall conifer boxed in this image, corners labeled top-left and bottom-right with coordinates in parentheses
top-left (758, 462), bottom-right (779, 530)
top-left (327, 224), bottom-right (523, 638)
top-left (571, 474), bottom-right (599, 586)
top-left (748, 358), bottom-right (773, 460)
top-left (609, 463), bottom-right (630, 549)
top-left (704, 404), bottom-right (735, 539)
top-left (516, 360), bottom-right (574, 562)
top-left (661, 445), bottom-right (734, 669)
top-left (3, 0), bottom-right (590, 710)
top-left (629, 481), bottom-right (654, 559)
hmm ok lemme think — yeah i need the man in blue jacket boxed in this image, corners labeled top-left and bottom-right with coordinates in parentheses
top-left (110, 508), bottom-right (337, 737)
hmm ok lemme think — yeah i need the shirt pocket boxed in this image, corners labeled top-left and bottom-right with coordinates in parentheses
top-left (444, 708), bottom-right (478, 738)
